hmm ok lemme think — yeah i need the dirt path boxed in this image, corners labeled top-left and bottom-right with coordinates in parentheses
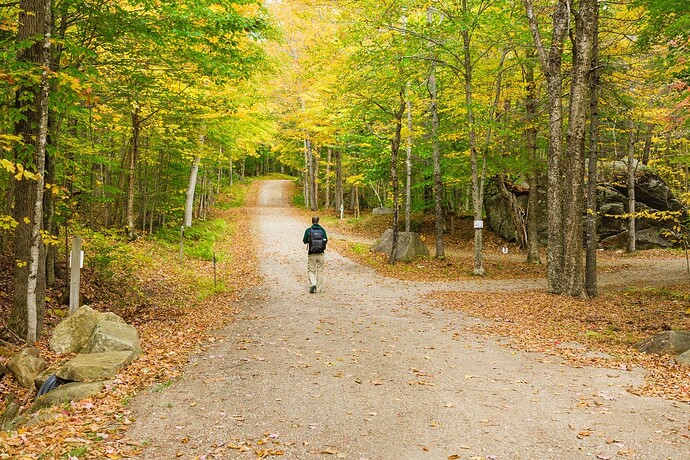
top-left (127, 180), bottom-right (690, 459)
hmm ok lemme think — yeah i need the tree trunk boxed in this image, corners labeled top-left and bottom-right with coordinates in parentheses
top-left (309, 141), bottom-right (317, 210)
top-left (524, 0), bottom-right (571, 294)
top-left (405, 88), bottom-right (413, 233)
top-left (428, 8), bottom-right (445, 258)
top-left (585, 5), bottom-right (600, 297)
top-left (229, 154), bottom-right (234, 186)
top-left (561, 0), bottom-right (597, 297)
top-left (335, 149), bottom-right (343, 214)
top-left (325, 147), bottom-right (331, 210)
top-left (524, 50), bottom-right (541, 264)
top-left (8, 0), bottom-right (51, 342)
top-left (184, 154), bottom-right (201, 227)
top-left (461, 21), bottom-right (485, 275)
top-left (388, 87), bottom-right (407, 264)
top-left (627, 119), bottom-right (636, 253)
top-left (127, 109), bottom-right (140, 240)
top-left (353, 185), bottom-right (360, 218)
top-left (314, 150), bottom-right (319, 208)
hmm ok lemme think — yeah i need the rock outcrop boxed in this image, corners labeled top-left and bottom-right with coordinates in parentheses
top-left (484, 163), bottom-right (686, 250)
top-left (371, 229), bottom-right (430, 261)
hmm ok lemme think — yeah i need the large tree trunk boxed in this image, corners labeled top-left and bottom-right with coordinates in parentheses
top-left (560, 0), bottom-right (597, 297)
top-left (524, 50), bottom-right (541, 264)
top-left (8, 0), bottom-right (51, 342)
top-left (524, 0), bottom-right (565, 291)
top-left (585, 5), bottom-right (600, 297)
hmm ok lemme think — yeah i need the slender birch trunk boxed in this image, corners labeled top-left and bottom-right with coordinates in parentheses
top-left (184, 136), bottom-right (203, 227)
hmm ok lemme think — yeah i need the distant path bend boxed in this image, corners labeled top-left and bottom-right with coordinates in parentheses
top-left (127, 180), bottom-right (690, 459)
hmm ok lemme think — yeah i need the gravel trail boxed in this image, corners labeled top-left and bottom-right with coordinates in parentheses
top-left (127, 180), bottom-right (690, 460)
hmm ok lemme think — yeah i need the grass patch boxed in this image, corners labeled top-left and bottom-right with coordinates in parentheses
top-left (154, 218), bottom-right (229, 262)
top-left (215, 181), bottom-right (250, 209)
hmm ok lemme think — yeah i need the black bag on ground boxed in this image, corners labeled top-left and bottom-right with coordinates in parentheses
top-left (309, 228), bottom-right (326, 253)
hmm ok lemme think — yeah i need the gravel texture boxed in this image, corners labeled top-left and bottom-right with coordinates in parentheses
top-left (126, 180), bottom-right (690, 460)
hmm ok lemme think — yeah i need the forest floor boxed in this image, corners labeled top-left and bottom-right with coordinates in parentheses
top-left (1, 179), bottom-right (690, 459)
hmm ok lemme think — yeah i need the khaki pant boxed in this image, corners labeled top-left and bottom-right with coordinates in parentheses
top-left (307, 252), bottom-right (325, 292)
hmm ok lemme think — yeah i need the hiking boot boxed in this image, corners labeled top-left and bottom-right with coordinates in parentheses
top-left (310, 285), bottom-right (316, 293)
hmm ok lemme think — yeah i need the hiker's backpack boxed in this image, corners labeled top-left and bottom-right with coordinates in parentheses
top-left (309, 227), bottom-right (326, 253)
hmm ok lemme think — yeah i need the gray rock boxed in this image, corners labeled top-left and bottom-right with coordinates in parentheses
top-left (485, 166), bottom-right (686, 249)
top-left (7, 347), bottom-right (48, 389)
top-left (29, 381), bottom-right (109, 414)
top-left (677, 350), bottom-right (690, 366)
top-left (49, 305), bottom-right (125, 353)
top-left (636, 330), bottom-right (690, 356)
top-left (83, 320), bottom-right (142, 355)
top-left (601, 228), bottom-right (674, 250)
top-left (56, 351), bottom-right (137, 382)
top-left (371, 229), bottom-right (430, 261)
top-left (484, 176), bottom-right (548, 246)
top-left (372, 207), bottom-right (395, 215)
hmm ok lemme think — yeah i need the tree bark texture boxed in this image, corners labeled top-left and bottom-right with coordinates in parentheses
top-left (8, 0), bottom-right (51, 341)
top-left (585, 4), bottom-right (600, 297)
top-left (461, 23), bottom-right (484, 276)
top-left (524, 51), bottom-right (541, 264)
top-left (524, 0), bottom-right (595, 296)
top-left (561, 0), bottom-right (597, 297)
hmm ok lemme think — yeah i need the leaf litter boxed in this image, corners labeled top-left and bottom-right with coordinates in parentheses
top-left (0, 184), bottom-right (261, 459)
top-left (3, 187), bottom-right (690, 457)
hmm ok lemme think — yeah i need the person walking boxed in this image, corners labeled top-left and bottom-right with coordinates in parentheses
top-left (303, 216), bottom-right (328, 293)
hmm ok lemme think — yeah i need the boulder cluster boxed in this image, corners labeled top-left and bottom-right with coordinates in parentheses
top-left (1, 306), bottom-right (141, 429)
top-left (484, 162), bottom-right (686, 250)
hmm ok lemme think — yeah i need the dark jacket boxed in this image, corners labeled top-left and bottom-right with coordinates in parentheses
top-left (303, 224), bottom-right (328, 254)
